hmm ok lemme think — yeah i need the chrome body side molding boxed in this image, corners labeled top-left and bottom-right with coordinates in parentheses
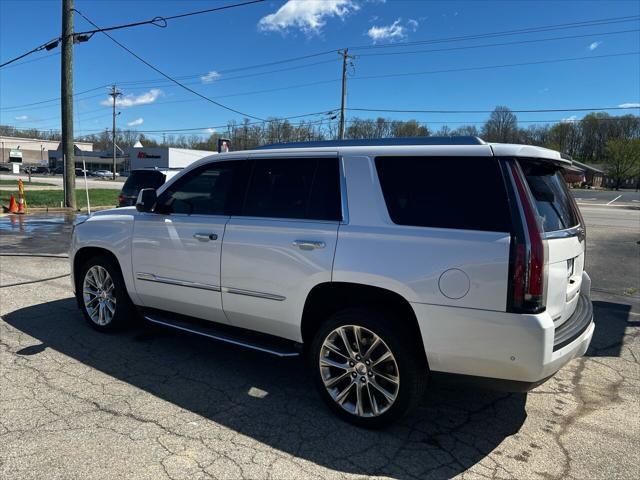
top-left (136, 273), bottom-right (221, 292)
top-left (221, 286), bottom-right (286, 301)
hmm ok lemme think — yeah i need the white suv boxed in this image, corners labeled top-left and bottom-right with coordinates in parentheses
top-left (70, 137), bottom-right (594, 428)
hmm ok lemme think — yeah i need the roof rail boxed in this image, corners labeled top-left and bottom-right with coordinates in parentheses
top-left (254, 136), bottom-right (486, 150)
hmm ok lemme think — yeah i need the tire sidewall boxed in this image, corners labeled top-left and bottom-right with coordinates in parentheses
top-left (309, 307), bottom-right (426, 428)
top-left (77, 255), bottom-right (132, 332)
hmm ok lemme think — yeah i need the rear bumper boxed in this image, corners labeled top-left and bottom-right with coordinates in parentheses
top-left (413, 272), bottom-right (594, 386)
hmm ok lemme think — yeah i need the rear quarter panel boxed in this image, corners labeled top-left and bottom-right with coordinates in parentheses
top-left (333, 154), bottom-right (511, 311)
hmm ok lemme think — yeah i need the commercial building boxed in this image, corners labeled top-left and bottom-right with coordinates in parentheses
top-left (0, 135), bottom-right (93, 167)
top-left (128, 146), bottom-right (215, 170)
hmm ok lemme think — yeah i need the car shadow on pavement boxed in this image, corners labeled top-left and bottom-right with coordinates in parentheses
top-left (588, 300), bottom-right (639, 357)
top-left (4, 298), bottom-right (527, 480)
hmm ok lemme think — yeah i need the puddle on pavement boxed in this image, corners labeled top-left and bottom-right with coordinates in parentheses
top-left (0, 213), bottom-right (87, 235)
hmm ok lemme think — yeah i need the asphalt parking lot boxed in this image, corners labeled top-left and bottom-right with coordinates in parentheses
top-left (1, 205), bottom-right (638, 479)
top-left (571, 188), bottom-right (640, 207)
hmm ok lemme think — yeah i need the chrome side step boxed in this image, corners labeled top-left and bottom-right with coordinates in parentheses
top-left (143, 313), bottom-right (300, 358)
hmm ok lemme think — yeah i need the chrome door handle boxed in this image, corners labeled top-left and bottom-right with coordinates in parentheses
top-left (292, 240), bottom-right (325, 250)
top-left (193, 233), bottom-right (218, 241)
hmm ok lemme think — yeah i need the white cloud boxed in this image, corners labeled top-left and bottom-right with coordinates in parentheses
top-left (561, 115), bottom-right (577, 124)
top-left (589, 41), bottom-right (601, 51)
top-left (127, 118), bottom-right (144, 127)
top-left (200, 71), bottom-right (220, 83)
top-left (14, 115), bottom-right (29, 121)
top-left (101, 89), bottom-right (163, 108)
top-left (618, 102), bottom-right (640, 108)
top-left (407, 19), bottom-right (419, 31)
top-left (367, 19), bottom-right (406, 43)
top-left (204, 128), bottom-right (216, 134)
top-left (539, 87), bottom-right (550, 93)
top-left (258, 0), bottom-right (358, 35)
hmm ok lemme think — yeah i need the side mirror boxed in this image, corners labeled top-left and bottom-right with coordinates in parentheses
top-left (136, 188), bottom-right (157, 213)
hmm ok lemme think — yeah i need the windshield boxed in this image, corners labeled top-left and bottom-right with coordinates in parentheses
top-left (122, 170), bottom-right (166, 195)
top-left (520, 162), bottom-right (580, 232)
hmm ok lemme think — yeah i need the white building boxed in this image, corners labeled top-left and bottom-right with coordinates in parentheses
top-left (128, 146), bottom-right (216, 170)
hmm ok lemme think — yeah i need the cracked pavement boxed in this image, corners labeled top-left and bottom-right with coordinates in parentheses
top-left (0, 206), bottom-right (638, 480)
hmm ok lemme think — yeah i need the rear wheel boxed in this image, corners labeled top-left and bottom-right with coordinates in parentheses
top-left (310, 307), bottom-right (427, 428)
top-left (77, 255), bottom-right (135, 332)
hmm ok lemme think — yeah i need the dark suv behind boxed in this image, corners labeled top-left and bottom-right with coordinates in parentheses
top-left (118, 169), bottom-right (178, 207)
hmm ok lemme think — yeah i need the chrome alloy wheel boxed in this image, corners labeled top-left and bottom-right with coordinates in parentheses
top-left (319, 325), bottom-right (400, 417)
top-left (82, 265), bottom-right (116, 326)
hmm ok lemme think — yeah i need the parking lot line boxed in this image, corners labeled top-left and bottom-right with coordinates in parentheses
top-left (607, 195), bottom-right (622, 205)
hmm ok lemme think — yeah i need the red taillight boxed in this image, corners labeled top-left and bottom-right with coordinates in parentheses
top-left (118, 194), bottom-right (125, 204)
top-left (509, 161), bottom-right (546, 313)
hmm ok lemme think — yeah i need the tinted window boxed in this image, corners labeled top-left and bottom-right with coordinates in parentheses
top-left (122, 170), bottom-right (165, 195)
top-left (520, 162), bottom-right (579, 232)
top-left (242, 157), bottom-right (341, 221)
top-left (375, 156), bottom-right (512, 232)
top-left (157, 161), bottom-right (248, 215)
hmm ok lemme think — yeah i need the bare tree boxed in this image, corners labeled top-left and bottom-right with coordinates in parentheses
top-left (482, 106), bottom-right (518, 142)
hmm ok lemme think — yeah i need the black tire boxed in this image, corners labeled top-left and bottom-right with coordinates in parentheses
top-left (309, 307), bottom-right (427, 428)
top-left (76, 254), bottom-right (136, 332)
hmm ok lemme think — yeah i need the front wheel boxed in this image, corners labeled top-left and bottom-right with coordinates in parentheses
top-left (77, 255), bottom-right (135, 332)
top-left (309, 307), bottom-right (427, 428)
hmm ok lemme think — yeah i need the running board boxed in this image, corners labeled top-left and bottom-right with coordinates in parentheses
top-left (143, 311), bottom-right (301, 358)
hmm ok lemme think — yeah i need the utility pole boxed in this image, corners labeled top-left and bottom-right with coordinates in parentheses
top-left (338, 48), bottom-right (354, 140)
top-left (61, 0), bottom-right (76, 208)
top-left (109, 85), bottom-right (122, 180)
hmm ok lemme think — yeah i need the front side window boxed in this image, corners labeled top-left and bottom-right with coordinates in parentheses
top-left (242, 157), bottom-right (341, 221)
top-left (157, 160), bottom-right (248, 215)
top-left (375, 156), bottom-right (512, 232)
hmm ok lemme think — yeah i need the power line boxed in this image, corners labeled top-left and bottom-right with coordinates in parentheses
top-left (347, 106), bottom-right (640, 114)
top-left (350, 51), bottom-right (640, 82)
top-left (2, 23), bottom-right (633, 112)
top-left (73, 10), bottom-right (265, 121)
top-left (0, 1), bottom-right (265, 69)
top-left (1, 85), bottom-right (110, 110)
top-left (0, 52), bottom-right (61, 70)
top-left (357, 29), bottom-right (640, 58)
top-left (349, 15), bottom-right (640, 51)
top-left (0, 37), bottom-right (61, 69)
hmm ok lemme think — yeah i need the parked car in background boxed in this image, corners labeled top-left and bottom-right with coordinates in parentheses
top-left (70, 137), bottom-right (593, 428)
top-left (93, 170), bottom-right (119, 178)
top-left (52, 166), bottom-right (64, 175)
top-left (118, 168), bottom-right (182, 207)
top-left (0, 164), bottom-right (13, 172)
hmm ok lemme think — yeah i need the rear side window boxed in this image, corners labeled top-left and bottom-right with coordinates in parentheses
top-left (375, 156), bottom-right (512, 232)
top-left (242, 157), bottom-right (341, 221)
top-left (520, 162), bottom-right (579, 232)
top-left (122, 171), bottom-right (165, 195)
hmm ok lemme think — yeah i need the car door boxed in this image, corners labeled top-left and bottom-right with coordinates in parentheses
top-left (221, 154), bottom-right (343, 341)
top-left (131, 159), bottom-right (249, 323)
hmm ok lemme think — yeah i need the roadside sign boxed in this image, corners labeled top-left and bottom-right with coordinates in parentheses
top-left (9, 149), bottom-right (23, 163)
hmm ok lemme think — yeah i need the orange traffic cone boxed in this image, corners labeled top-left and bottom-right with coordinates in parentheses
top-left (8, 194), bottom-right (18, 213)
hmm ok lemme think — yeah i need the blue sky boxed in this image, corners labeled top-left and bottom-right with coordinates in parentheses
top-left (1, 0), bottom-right (639, 140)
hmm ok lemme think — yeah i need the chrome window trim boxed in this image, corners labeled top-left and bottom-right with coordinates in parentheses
top-left (542, 224), bottom-right (584, 239)
top-left (136, 273), bottom-right (220, 292)
top-left (339, 155), bottom-right (350, 224)
top-left (222, 286), bottom-right (286, 301)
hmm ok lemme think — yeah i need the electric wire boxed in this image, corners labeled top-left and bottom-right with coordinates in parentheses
top-left (73, 10), bottom-right (265, 121)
